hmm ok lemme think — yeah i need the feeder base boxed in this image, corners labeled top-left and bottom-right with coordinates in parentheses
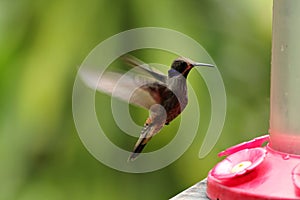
top-left (207, 145), bottom-right (300, 200)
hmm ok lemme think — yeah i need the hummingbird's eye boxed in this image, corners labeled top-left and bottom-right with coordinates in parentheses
top-left (172, 60), bottom-right (188, 73)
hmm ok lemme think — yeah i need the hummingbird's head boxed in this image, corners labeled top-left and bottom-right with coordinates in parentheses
top-left (170, 57), bottom-right (214, 78)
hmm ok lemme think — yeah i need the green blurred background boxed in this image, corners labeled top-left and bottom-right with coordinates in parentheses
top-left (0, 0), bottom-right (272, 199)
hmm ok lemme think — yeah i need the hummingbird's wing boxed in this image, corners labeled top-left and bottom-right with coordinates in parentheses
top-left (122, 55), bottom-right (167, 83)
top-left (80, 69), bottom-right (166, 110)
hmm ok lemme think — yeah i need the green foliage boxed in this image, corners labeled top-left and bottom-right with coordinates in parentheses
top-left (0, 0), bottom-right (272, 199)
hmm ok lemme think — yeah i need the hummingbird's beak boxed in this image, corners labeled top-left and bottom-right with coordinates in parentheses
top-left (192, 62), bottom-right (214, 67)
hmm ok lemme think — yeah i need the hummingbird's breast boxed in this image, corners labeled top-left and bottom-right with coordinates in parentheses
top-left (163, 76), bottom-right (188, 123)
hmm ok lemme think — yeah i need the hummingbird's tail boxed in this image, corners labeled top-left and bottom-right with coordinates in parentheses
top-left (128, 124), bottom-right (154, 161)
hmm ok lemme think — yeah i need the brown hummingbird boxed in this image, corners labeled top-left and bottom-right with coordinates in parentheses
top-left (80, 55), bottom-right (214, 161)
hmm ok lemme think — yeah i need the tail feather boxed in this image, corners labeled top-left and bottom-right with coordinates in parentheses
top-left (128, 124), bottom-right (153, 161)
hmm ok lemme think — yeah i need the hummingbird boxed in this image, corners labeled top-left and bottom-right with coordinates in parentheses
top-left (80, 55), bottom-right (214, 161)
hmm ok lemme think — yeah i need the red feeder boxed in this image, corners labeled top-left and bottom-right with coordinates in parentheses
top-left (207, 0), bottom-right (300, 199)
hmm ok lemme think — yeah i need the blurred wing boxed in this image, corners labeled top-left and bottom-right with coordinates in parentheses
top-left (80, 70), bottom-right (162, 110)
top-left (122, 55), bottom-right (167, 83)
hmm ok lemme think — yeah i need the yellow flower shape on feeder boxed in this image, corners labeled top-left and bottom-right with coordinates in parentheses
top-left (292, 163), bottom-right (300, 191)
top-left (211, 148), bottom-right (267, 180)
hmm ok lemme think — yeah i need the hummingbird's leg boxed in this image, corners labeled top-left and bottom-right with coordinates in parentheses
top-left (129, 105), bottom-right (166, 161)
top-left (128, 123), bottom-right (154, 161)
top-left (165, 122), bottom-right (169, 125)
top-left (144, 118), bottom-right (152, 126)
